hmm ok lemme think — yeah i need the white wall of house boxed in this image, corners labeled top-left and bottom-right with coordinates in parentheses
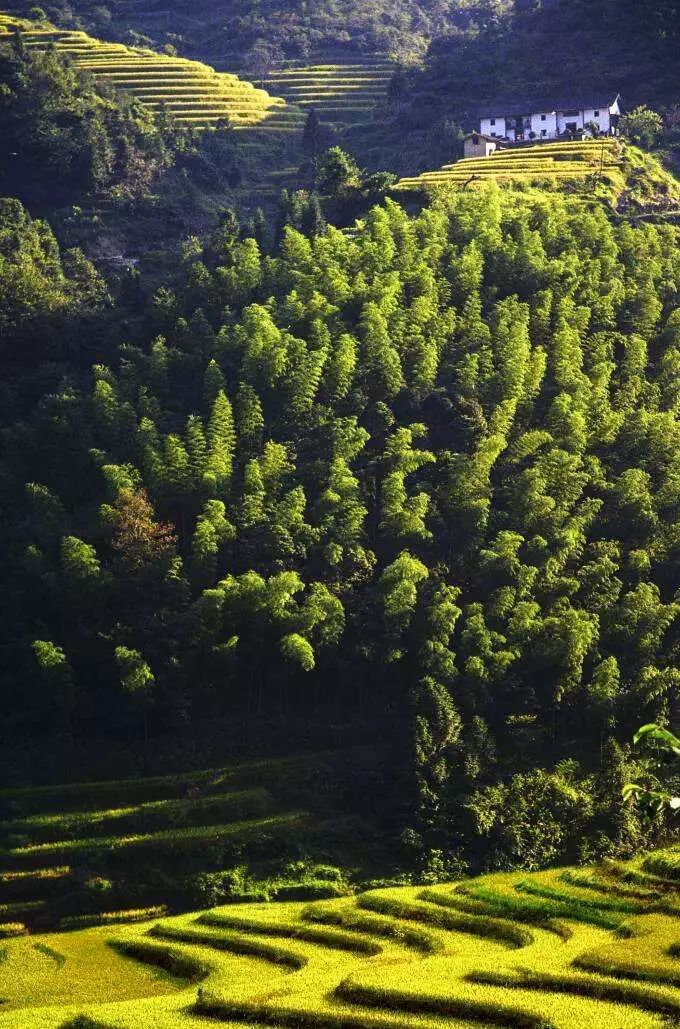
top-left (530, 111), bottom-right (558, 138)
top-left (480, 116), bottom-right (506, 138)
top-left (557, 109), bottom-right (585, 134)
top-left (583, 107), bottom-right (611, 133)
top-left (481, 99), bottom-right (619, 140)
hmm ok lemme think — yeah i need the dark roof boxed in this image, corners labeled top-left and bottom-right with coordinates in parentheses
top-left (478, 94), bottom-right (620, 118)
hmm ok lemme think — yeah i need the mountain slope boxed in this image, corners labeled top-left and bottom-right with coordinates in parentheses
top-left (0, 847), bottom-right (678, 1027)
top-left (0, 13), bottom-right (285, 129)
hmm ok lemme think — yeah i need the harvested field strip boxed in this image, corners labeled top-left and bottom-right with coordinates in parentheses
top-left (572, 913), bottom-right (680, 986)
top-left (302, 901), bottom-right (446, 954)
top-left (149, 922), bottom-right (308, 968)
top-left (200, 910), bottom-right (382, 954)
top-left (515, 879), bottom-right (640, 916)
top-left (358, 891), bottom-right (534, 947)
top-left (0, 787), bottom-right (273, 843)
top-left (109, 937), bottom-right (211, 982)
top-left (603, 859), bottom-right (680, 890)
top-left (335, 978), bottom-right (555, 1029)
top-left (59, 906), bottom-right (167, 930)
top-left (0, 752), bottom-right (318, 815)
top-left (559, 870), bottom-right (660, 900)
top-left (193, 994), bottom-right (468, 1029)
top-left (468, 968), bottom-right (680, 1017)
top-left (3, 811), bottom-right (309, 867)
top-left (0, 866), bottom-right (70, 899)
top-left (447, 875), bottom-right (630, 930)
top-left (421, 887), bottom-right (570, 937)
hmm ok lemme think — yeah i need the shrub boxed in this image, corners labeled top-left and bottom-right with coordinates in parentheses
top-left (620, 106), bottom-right (663, 148)
top-left (0, 922), bottom-right (27, 936)
top-left (273, 880), bottom-right (350, 900)
top-left (59, 906), bottom-right (166, 929)
top-left (642, 848), bottom-right (680, 882)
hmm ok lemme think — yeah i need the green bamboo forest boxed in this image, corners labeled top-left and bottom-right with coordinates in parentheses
top-left (0, 0), bottom-right (678, 1024)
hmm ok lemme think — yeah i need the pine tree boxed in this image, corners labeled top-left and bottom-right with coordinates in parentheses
top-left (203, 359), bottom-right (226, 409)
top-left (234, 382), bottom-right (264, 454)
top-left (205, 390), bottom-right (236, 491)
top-left (302, 107), bottom-right (323, 156)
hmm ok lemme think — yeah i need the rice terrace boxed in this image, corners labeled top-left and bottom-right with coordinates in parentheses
top-left (0, 757), bottom-right (676, 1028)
top-left (0, 12), bottom-right (285, 128)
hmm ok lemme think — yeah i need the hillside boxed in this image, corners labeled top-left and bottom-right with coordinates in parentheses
top-left (4, 0), bottom-right (513, 65)
top-left (394, 0), bottom-right (679, 169)
top-left (0, 753), bottom-right (392, 933)
top-left (1, 154), bottom-right (679, 873)
top-left (0, 844), bottom-right (677, 1026)
top-left (6, 0), bottom-right (677, 182)
top-left (393, 139), bottom-right (680, 216)
top-left (0, 13), bottom-right (285, 129)
top-left (0, 0), bottom-right (679, 1023)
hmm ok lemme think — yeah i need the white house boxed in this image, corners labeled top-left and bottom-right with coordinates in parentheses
top-left (479, 94), bottom-right (621, 142)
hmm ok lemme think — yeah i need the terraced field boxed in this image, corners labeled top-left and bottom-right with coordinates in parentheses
top-left (0, 845), bottom-right (678, 1027)
top-left (0, 13), bottom-right (285, 129)
top-left (0, 754), bottom-right (380, 934)
top-left (394, 138), bottom-right (624, 192)
top-left (265, 58), bottom-right (394, 131)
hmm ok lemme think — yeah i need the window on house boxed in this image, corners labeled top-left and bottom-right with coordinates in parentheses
top-left (541, 129), bottom-right (547, 136)
top-left (541, 114), bottom-right (546, 121)
top-left (490, 118), bottom-right (496, 126)
top-left (491, 131), bottom-right (497, 137)
top-left (594, 110), bottom-right (600, 117)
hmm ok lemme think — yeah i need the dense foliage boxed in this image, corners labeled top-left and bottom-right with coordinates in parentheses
top-left (0, 196), bottom-right (105, 337)
top-left (1, 181), bottom-right (678, 869)
top-left (0, 40), bottom-right (178, 206)
top-left (412, 0), bottom-right (679, 126)
top-left (19, 0), bottom-right (514, 63)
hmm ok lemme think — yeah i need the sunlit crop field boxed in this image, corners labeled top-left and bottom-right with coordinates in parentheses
top-left (0, 13), bottom-right (287, 129)
top-left (0, 806), bottom-right (677, 1029)
top-left (394, 138), bottom-right (624, 192)
top-left (265, 59), bottom-right (393, 130)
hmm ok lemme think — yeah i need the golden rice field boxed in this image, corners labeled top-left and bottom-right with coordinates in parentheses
top-left (394, 138), bottom-right (624, 192)
top-left (0, 839), bottom-right (677, 1028)
top-left (265, 58), bottom-right (394, 130)
top-left (0, 12), bottom-right (287, 129)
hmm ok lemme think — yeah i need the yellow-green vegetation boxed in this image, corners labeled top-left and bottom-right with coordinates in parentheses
top-left (265, 59), bottom-right (393, 129)
top-left (0, 754), bottom-right (374, 931)
top-left (393, 139), bottom-right (680, 214)
top-left (0, 849), bottom-right (678, 1027)
top-left (394, 138), bottom-right (625, 193)
top-left (0, 12), bottom-right (286, 129)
